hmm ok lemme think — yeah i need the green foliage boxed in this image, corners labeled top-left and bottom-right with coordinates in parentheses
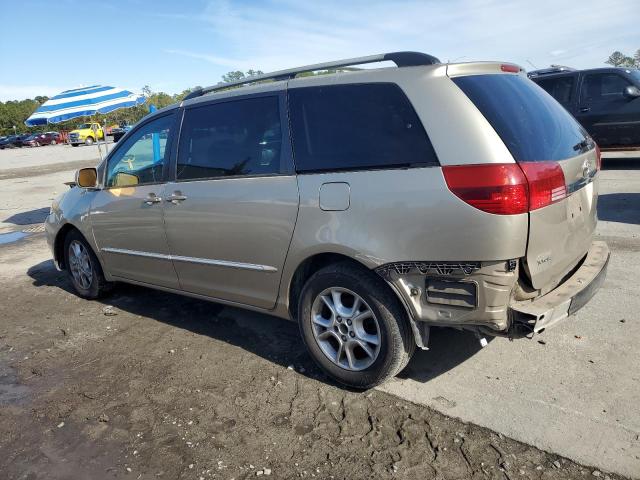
top-left (0, 98), bottom-right (43, 136)
top-left (605, 50), bottom-right (639, 68)
top-left (221, 70), bottom-right (265, 83)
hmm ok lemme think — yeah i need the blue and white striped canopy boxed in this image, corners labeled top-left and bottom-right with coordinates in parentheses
top-left (24, 85), bottom-right (146, 126)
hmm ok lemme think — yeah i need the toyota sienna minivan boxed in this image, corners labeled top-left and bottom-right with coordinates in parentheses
top-left (46, 52), bottom-right (609, 388)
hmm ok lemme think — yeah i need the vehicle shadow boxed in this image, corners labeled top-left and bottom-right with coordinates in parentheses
top-left (597, 193), bottom-right (640, 225)
top-left (397, 327), bottom-right (486, 383)
top-left (26, 259), bottom-right (484, 388)
top-left (3, 207), bottom-right (49, 226)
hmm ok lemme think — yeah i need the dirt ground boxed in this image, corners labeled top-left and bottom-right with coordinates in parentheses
top-left (0, 234), bottom-right (627, 480)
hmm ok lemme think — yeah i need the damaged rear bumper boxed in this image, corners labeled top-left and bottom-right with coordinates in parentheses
top-left (510, 241), bottom-right (610, 335)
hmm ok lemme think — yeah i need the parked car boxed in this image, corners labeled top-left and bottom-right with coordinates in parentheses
top-left (0, 134), bottom-right (30, 149)
top-left (68, 122), bottom-right (105, 146)
top-left (111, 124), bottom-right (132, 143)
top-left (19, 134), bottom-right (41, 147)
top-left (42, 132), bottom-right (61, 145)
top-left (45, 52), bottom-right (609, 388)
top-left (530, 66), bottom-right (640, 150)
top-left (0, 135), bottom-right (18, 149)
top-left (19, 132), bottom-right (60, 147)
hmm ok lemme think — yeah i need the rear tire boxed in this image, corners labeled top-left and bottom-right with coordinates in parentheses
top-left (298, 262), bottom-right (415, 389)
top-left (63, 230), bottom-right (112, 299)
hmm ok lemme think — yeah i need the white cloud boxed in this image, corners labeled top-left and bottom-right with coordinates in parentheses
top-left (164, 49), bottom-right (253, 69)
top-left (162, 0), bottom-right (640, 72)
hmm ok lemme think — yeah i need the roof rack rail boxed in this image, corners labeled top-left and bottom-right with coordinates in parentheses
top-left (183, 51), bottom-right (440, 101)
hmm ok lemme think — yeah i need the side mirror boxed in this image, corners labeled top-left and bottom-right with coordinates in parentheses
top-left (75, 167), bottom-right (99, 188)
top-left (623, 85), bottom-right (640, 99)
top-left (112, 171), bottom-right (139, 187)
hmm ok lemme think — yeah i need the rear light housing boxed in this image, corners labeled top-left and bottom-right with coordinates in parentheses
top-left (443, 162), bottom-right (567, 215)
top-left (442, 164), bottom-right (528, 215)
top-left (518, 162), bottom-right (567, 211)
top-left (595, 144), bottom-right (602, 171)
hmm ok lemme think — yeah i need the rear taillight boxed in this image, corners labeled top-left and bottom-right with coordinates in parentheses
top-left (443, 162), bottom-right (567, 215)
top-left (442, 164), bottom-right (529, 215)
top-left (595, 144), bottom-right (601, 171)
top-left (518, 161), bottom-right (566, 211)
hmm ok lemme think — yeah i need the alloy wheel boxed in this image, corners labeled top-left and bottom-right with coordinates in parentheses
top-left (68, 240), bottom-right (93, 290)
top-left (310, 287), bottom-right (381, 371)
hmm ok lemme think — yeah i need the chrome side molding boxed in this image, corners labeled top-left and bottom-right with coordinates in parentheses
top-left (101, 247), bottom-right (277, 272)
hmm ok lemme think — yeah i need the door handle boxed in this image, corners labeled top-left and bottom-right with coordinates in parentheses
top-left (144, 194), bottom-right (162, 205)
top-left (579, 107), bottom-right (590, 113)
top-left (166, 193), bottom-right (188, 204)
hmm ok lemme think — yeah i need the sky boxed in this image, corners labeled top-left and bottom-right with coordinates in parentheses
top-left (0, 0), bottom-right (638, 101)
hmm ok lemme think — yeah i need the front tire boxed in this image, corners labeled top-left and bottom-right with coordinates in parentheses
top-left (298, 262), bottom-right (415, 389)
top-left (85, 137), bottom-right (94, 146)
top-left (50, 139), bottom-right (57, 145)
top-left (63, 230), bottom-right (112, 299)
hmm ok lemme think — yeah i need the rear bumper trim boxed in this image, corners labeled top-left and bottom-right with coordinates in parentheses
top-left (510, 240), bottom-right (609, 335)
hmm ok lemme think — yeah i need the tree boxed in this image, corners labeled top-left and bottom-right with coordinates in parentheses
top-left (605, 50), bottom-right (638, 68)
top-left (606, 51), bottom-right (628, 67)
top-left (221, 70), bottom-right (264, 83)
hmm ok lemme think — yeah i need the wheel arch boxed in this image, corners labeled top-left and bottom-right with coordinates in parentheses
top-left (54, 224), bottom-right (100, 271)
top-left (286, 252), bottom-right (414, 331)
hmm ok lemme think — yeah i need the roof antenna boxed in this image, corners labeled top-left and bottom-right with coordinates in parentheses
top-left (526, 59), bottom-right (538, 69)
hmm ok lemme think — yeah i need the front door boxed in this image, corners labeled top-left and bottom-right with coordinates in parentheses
top-left (163, 94), bottom-right (299, 309)
top-left (90, 113), bottom-right (180, 288)
top-left (576, 71), bottom-right (640, 148)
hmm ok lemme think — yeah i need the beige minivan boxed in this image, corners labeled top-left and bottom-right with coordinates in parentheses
top-left (46, 52), bottom-right (609, 388)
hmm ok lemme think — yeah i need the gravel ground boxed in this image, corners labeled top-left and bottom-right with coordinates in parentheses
top-left (0, 148), bottom-right (635, 479)
top-left (0, 233), bottom-right (628, 480)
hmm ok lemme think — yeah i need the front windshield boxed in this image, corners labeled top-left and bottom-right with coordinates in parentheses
top-left (77, 123), bottom-right (92, 129)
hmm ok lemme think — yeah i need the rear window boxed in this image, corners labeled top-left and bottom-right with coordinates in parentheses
top-left (453, 75), bottom-right (591, 162)
top-left (535, 75), bottom-right (575, 106)
top-left (289, 83), bottom-right (438, 173)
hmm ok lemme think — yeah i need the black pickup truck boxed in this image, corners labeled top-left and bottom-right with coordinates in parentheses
top-left (529, 66), bottom-right (640, 150)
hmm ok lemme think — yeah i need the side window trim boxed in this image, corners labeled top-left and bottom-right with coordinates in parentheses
top-left (102, 111), bottom-right (177, 189)
top-left (172, 91), bottom-right (293, 183)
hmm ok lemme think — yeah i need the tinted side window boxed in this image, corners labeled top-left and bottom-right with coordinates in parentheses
top-left (580, 73), bottom-right (631, 102)
top-left (536, 76), bottom-right (575, 105)
top-left (289, 83), bottom-right (438, 173)
top-left (453, 75), bottom-right (590, 162)
top-left (177, 96), bottom-right (282, 181)
top-left (105, 114), bottom-right (174, 188)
